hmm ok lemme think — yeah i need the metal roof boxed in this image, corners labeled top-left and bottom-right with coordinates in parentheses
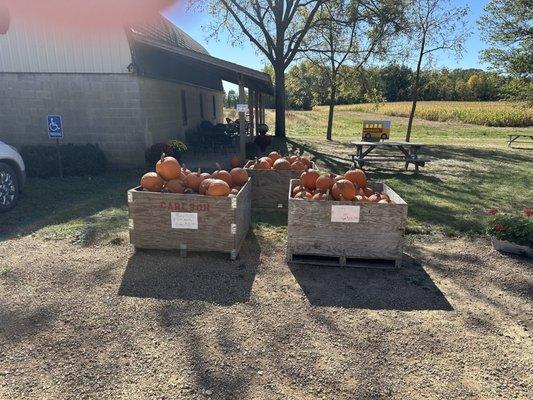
top-left (128, 16), bottom-right (273, 95)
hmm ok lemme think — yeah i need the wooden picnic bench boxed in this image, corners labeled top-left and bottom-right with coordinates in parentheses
top-left (508, 134), bottom-right (533, 147)
top-left (350, 141), bottom-right (429, 172)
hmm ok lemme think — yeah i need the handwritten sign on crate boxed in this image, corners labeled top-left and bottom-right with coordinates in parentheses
top-left (171, 212), bottom-right (198, 230)
top-left (331, 205), bottom-right (360, 223)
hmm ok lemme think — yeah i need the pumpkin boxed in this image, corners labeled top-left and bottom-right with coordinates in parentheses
top-left (181, 164), bottom-right (191, 175)
top-left (185, 169), bottom-right (204, 191)
top-left (344, 169), bottom-right (367, 188)
top-left (380, 193), bottom-right (390, 202)
top-left (206, 179), bottom-right (231, 197)
top-left (291, 160), bottom-right (307, 171)
top-left (261, 156), bottom-right (274, 167)
top-left (268, 151), bottom-right (281, 163)
top-left (230, 168), bottom-right (249, 186)
top-left (229, 156), bottom-right (241, 168)
top-left (316, 174), bottom-right (334, 191)
top-left (200, 172), bottom-right (212, 180)
top-left (141, 172), bottom-right (164, 192)
top-left (273, 158), bottom-right (291, 170)
top-left (332, 179), bottom-right (356, 201)
top-left (300, 169), bottom-right (320, 190)
top-left (367, 194), bottom-right (380, 203)
top-left (212, 163), bottom-right (233, 186)
top-left (292, 185), bottom-right (306, 196)
top-left (363, 187), bottom-right (374, 197)
top-left (253, 157), bottom-right (271, 170)
top-left (300, 157), bottom-right (312, 168)
top-left (230, 188), bottom-right (240, 195)
top-left (199, 178), bottom-right (214, 195)
top-left (166, 179), bottom-right (187, 194)
top-left (184, 188), bottom-right (196, 195)
top-left (312, 190), bottom-right (331, 201)
top-left (378, 199), bottom-right (389, 204)
top-left (355, 195), bottom-right (369, 203)
top-left (294, 191), bottom-right (312, 200)
top-left (288, 155), bottom-right (299, 163)
top-left (156, 154), bottom-right (181, 181)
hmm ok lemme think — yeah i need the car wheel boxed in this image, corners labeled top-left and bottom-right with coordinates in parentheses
top-left (0, 162), bottom-right (19, 212)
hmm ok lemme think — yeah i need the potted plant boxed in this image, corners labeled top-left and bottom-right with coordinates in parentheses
top-left (486, 209), bottom-right (533, 257)
top-left (145, 140), bottom-right (188, 166)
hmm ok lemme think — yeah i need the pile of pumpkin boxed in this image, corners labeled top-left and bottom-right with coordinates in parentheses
top-left (245, 151), bottom-right (312, 171)
top-left (140, 155), bottom-right (248, 197)
top-left (292, 168), bottom-right (394, 204)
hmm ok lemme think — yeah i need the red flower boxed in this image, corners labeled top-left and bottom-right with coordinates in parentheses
top-left (487, 209), bottom-right (498, 216)
top-left (493, 224), bottom-right (504, 232)
top-left (523, 209), bottom-right (533, 217)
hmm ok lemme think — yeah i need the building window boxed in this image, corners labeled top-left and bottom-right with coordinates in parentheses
top-left (181, 90), bottom-right (187, 126)
top-left (199, 93), bottom-right (204, 119)
top-left (212, 95), bottom-right (217, 119)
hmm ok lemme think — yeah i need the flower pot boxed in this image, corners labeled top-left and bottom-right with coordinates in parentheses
top-left (491, 237), bottom-right (533, 257)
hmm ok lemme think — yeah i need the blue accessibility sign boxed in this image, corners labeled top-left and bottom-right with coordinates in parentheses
top-left (47, 115), bottom-right (63, 139)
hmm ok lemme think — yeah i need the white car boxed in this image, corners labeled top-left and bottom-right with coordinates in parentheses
top-left (0, 141), bottom-right (26, 211)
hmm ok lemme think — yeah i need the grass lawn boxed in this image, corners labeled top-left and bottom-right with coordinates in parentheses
top-left (2, 107), bottom-right (532, 244)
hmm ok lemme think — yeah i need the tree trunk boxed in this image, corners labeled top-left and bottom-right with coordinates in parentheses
top-left (326, 85), bottom-right (336, 141)
top-left (406, 32), bottom-right (426, 142)
top-left (274, 64), bottom-right (286, 137)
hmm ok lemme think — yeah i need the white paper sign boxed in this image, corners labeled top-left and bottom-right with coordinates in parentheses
top-left (236, 103), bottom-right (248, 113)
top-left (171, 212), bottom-right (198, 229)
top-left (331, 205), bottom-right (360, 223)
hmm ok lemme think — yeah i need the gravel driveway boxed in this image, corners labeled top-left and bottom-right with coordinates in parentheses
top-left (0, 233), bottom-right (531, 399)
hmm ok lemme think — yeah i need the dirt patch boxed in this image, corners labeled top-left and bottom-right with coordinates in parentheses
top-left (0, 234), bottom-right (531, 399)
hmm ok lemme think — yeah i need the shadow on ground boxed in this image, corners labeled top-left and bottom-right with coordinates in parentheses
top-left (118, 233), bottom-right (261, 306)
top-left (288, 254), bottom-right (453, 311)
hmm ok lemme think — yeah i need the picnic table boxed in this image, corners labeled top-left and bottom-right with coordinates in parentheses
top-left (350, 141), bottom-right (429, 172)
top-left (508, 134), bottom-right (533, 147)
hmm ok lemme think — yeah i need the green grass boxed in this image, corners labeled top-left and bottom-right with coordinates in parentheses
top-left (2, 106), bottom-right (532, 245)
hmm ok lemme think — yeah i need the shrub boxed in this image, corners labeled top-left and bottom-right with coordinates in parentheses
top-left (486, 209), bottom-right (533, 248)
top-left (145, 140), bottom-right (188, 166)
top-left (21, 144), bottom-right (107, 178)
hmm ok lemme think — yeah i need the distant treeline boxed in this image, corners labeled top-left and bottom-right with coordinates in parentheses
top-left (224, 62), bottom-right (528, 111)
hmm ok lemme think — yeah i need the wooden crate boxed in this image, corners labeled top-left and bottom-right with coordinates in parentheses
top-left (128, 179), bottom-right (251, 260)
top-left (245, 163), bottom-right (317, 211)
top-left (287, 179), bottom-right (407, 268)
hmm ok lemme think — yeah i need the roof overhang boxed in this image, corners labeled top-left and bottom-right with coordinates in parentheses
top-left (130, 32), bottom-right (273, 95)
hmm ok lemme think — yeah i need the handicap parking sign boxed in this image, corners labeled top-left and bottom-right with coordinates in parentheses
top-left (47, 115), bottom-right (63, 139)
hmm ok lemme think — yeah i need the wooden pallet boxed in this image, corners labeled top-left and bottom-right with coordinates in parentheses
top-left (287, 252), bottom-right (400, 268)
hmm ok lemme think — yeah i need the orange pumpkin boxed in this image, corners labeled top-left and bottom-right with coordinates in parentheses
top-left (181, 164), bottom-right (191, 175)
top-left (294, 191), bottom-right (312, 200)
top-left (300, 157), bottom-right (312, 168)
top-left (363, 187), bottom-right (374, 197)
top-left (166, 179), bottom-right (187, 194)
top-left (367, 194), bottom-right (380, 203)
top-left (213, 163), bottom-right (233, 186)
top-left (185, 169), bottom-right (204, 191)
top-left (312, 190), bottom-right (331, 201)
top-left (156, 154), bottom-right (181, 181)
top-left (268, 151), bottom-right (281, 163)
top-left (292, 185), bottom-right (306, 196)
top-left (199, 178), bottom-right (214, 195)
top-left (291, 160), bottom-right (307, 171)
top-left (230, 168), bottom-right (249, 186)
top-left (253, 157), bottom-right (271, 170)
top-left (300, 169), bottom-right (320, 190)
top-left (206, 179), bottom-right (231, 197)
top-left (316, 174), bottom-right (334, 191)
top-left (273, 158), bottom-right (291, 170)
top-left (141, 172), bottom-right (164, 192)
top-left (344, 169), bottom-right (367, 188)
top-left (200, 172), bottom-right (212, 180)
top-left (332, 179), bottom-right (356, 201)
top-left (229, 156), bottom-right (241, 168)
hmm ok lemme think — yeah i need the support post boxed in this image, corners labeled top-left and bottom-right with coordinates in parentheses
top-left (254, 91), bottom-right (260, 132)
top-left (248, 89), bottom-right (254, 137)
top-left (238, 77), bottom-right (246, 162)
top-left (260, 94), bottom-right (265, 124)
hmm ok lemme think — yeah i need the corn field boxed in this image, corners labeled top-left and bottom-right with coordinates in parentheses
top-left (336, 101), bottom-right (533, 127)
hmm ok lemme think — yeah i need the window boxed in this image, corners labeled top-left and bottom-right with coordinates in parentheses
top-left (181, 90), bottom-right (187, 126)
top-left (212, 96), bottom-right (217, 119)
top-left (199, 93), bottom-right (204, 119)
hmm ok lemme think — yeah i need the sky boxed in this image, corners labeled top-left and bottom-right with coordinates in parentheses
top-left (164, 1), bottom-right (490, 92)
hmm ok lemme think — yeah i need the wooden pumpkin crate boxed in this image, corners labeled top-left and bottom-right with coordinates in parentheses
top-left (128, 179), bottom-right (251, 260)
top-left (287, 179), bottom-right (407, 268)
top-left (245, 162), bottom-right (318, 212)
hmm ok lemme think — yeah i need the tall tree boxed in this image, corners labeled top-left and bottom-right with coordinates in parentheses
top-left (478, 0), bottom-right (533, 102)
top-left (194, 0), bottom-right (327, 137)
top-left (302, 0), bottom-right (403, 140)
top-left (404, 0), bottom-right (469, 142)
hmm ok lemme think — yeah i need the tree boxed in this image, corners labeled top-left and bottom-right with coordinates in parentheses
top-left (404, 0), bottom-right (469, 142)
top-left (195, 0), bottom-right (327, 137)
top-left (478, 0), bottom-right (533, 102)
top-left (302, 0), bottom-right (404, 140)
top-left (225, 89), bottom-right (238, 108)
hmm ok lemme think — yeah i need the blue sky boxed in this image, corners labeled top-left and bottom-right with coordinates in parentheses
top-left (165, 1), bottom-right (489, 91)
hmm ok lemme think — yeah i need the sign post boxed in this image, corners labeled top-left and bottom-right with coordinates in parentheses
top-left (47, 115), bottom-right (64, 178)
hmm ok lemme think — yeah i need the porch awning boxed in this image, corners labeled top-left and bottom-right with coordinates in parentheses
top-left (129, 31), bottom-right (274, 95)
